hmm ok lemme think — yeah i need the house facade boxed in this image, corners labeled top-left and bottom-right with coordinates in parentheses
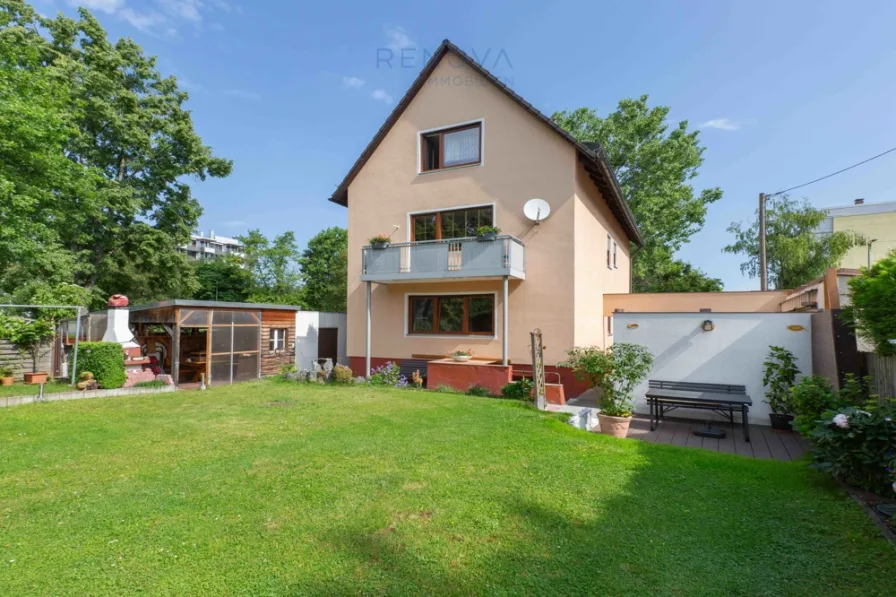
top-left (818, 198), bottom-right (896, 269)
top-left (330, 40), bottom-right (641, 397)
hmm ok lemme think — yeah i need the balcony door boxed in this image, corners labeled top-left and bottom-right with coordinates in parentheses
top-left (411, 206), bottom-right (494, 272)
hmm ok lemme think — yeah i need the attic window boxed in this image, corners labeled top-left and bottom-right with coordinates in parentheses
top-left (421, 122), bottom-right (482, 172)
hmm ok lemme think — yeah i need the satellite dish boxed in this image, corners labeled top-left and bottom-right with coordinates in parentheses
top-left (524, 198), bottom-right (551, 224)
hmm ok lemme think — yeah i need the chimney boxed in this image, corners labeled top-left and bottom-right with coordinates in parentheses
top-left (101, 294), bottom-right (139, 351)
top-left (854, 198), bottom-right (865, 205)
top-left (209, 229), bottom-right (216, 239)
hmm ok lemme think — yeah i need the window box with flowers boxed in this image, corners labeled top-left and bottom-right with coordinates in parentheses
top-left (369, 234), bottom-right (391, 250)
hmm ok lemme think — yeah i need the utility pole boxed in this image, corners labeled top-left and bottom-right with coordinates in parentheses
top-left (759, 193), bottom-right (768, 291)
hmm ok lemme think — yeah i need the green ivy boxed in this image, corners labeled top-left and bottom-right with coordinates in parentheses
top-left (73, 342), bottom-right (126, 389)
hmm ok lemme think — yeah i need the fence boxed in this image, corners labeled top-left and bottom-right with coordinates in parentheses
top-left (0, 339), bottom-right (54, 380)
top-left (866, 353), bottom-right (896, 400)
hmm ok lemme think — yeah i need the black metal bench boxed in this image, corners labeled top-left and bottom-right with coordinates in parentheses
top-left (399, 359), bottom-right (430, 384)
top-left (645, 380), bottom-right (753, 442)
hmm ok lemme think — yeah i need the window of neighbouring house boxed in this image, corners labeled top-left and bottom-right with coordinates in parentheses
top-left (607, 315), bottom-right (614, 336)
top-left (269, 328), bottom-right (288, 351)
top-left (408, 294), bottom-right (494, 335)
top-left (606, 234), bottom-right (612, 268)
top-left (613, 241), bottom-right (618, 269)
top-left (420, 122), bottom-right (482, 172)
top-left (411, 206), bottom-right (494, 242)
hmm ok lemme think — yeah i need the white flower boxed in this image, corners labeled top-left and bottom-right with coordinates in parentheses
top-left (833, 413), bottom-right (849, 428)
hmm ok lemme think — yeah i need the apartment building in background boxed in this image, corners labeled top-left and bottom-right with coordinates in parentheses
top-left (818, 198), bottom-right (896, 268)
top-left (179, 230), bottom-right (245, 261)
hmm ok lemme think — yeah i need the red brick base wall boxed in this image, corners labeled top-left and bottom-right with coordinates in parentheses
top-left (427, 361), bottom-right (512, 395)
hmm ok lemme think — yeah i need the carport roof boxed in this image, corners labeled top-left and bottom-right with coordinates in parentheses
top-left (128, 299), bottom-right (305, 312)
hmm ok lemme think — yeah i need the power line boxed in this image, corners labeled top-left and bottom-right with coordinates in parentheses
top-left (768, 145), bottom-right (896, 197)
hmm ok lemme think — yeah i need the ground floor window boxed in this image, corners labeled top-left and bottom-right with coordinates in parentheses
top-left (408, 294), bottom-right (494, 335)
top-left (269, 328), bottom-right (288, 351)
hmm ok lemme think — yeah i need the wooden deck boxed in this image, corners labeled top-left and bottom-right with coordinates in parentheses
top-left (624, 415), bottom-right (811, 461)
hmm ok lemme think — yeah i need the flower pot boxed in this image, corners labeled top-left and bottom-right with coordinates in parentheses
top-left (1, 376), bottom-right (13, 386)
top-left (371, 242), bottom-right (389, 250)
top-left (598, 413), bottom-right (632, 438)
top-left (768, 413), bottom-right (794, 431)
top-left (451, 355), bottom-right (472, 363)
top-left (477, 233), bottom-right (498, 241)
top-left (24, 372), bottom-right (49, 385)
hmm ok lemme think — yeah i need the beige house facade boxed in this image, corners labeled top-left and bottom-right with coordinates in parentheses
top-left (329, 40), bottom-right (641, 394)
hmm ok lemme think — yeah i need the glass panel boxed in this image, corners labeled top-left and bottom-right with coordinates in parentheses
top-left (410, 298), bottom-right (434, 332)
top-left (233, 352), bottom-right (259, 382)
top-left (438, 297), bottom-right (464, 333)
top-left (181, 310), bottom-right (209, 326)
top-left (440, 211), bottom-right (464, 239)
top-left (468, 297), bottom-right (494, 333)
top-left (233, 325), bottom-right (260, 352)
top-left (232, 311), bottom-right (259, 325)
top-left (213, 310), bottom-right (233, 324)
top-left (443, 126), bottom-right (480, 166)
top-left (210, 353), bottom-right (232, 385)
top-left (422, 133), bottom-right (439, 170)
top-left (413, 215), bottom-right (437, 242)
top-left (211, 325), bottom-right (232, 353)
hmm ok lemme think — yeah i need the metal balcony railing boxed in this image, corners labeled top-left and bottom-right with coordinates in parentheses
top-left (361, 235), bottom-right (525, 283)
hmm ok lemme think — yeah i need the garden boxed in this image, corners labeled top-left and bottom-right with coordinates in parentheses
top-left (1, 379), bottom-right (895, 596)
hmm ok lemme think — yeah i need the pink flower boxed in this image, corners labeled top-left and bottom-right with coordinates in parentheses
top-left (833, 413), bottom-right (849, 429)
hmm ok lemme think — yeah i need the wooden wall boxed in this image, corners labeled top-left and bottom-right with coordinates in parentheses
top-left (260, 310), bottom-right (296, 375)
top-left (0, 339), bottom-right (54, 380)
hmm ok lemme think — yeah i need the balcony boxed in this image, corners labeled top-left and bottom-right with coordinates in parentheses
top-left (361, 235), bottom-right (525, 283)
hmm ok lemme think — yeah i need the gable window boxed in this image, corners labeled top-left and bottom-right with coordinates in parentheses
top-left (607, 234), bottom-right (612, 269)
top-left (408, 294), bottom-right (494, 335)
top-left (411, 206), bottom-right (494, 242)
top-left (421, 122), bottom-right (482, 172)
top-left (269, 328), bottom-right (288, 352)
top-left (612, 241), bottom-right (618, 269)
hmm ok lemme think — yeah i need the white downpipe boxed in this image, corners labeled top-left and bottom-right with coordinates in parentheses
top-left (502, 276), bottom-right (509, 366)
top-left (365, 282), bottom-right (372, 377)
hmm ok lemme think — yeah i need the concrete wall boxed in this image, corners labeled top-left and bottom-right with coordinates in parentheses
top-left (294, 312), bottom-right (348, 370)
top-left (604, 291), bottom-right (788, 316)
top-left (615, 312), bottom-right (813, 425)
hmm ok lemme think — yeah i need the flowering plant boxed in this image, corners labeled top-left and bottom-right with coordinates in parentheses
top-left (450, 349), bottom-right (473, 357)
top-left (369, 234), bottom-right (391, 245)
top-left (475, 225), bottom-right (501, 237)
top-left (368, 361), bottom-right (410, 389)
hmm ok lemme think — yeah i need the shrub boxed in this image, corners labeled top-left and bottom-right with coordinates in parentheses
top-left (466, 383), bottom-right (493, 397)
top-left (332, 364), bottom-right (353, 384)
top-left (790, 375), bottom-right (839, 433)
top-left (810, 405), bottom-right (896, 496)
top-left (73, 342), bottom-right (126, 389)
top-left (559, 343), bottom-right (653, 417)
top-left (501, 378), bottom-right (533, 400)
top-left (435, 384), bottom-right (457, 393)
top-left (280, 363), bottom-right (297, 376)
top-left (133, 380), bottom-right (165, 388)
top-left (369, 362), bottom-right (407, 388)
top-left (762, 346), bottom-right (800, 414)
top-left (0, 365), bottom-right (14, 378)
top-left (840, 373), bottom-right (875, 407)
top-left (843, 251), bottom-right (896, 356)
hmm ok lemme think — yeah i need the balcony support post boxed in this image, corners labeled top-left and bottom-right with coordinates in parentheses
top-left (502, 275), bottom-right (509, 366)
top-left (366, 281), bottom-right (372, 377)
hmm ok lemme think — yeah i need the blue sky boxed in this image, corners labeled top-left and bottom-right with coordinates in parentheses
top-left (42, 0), bottom-right (896, 289)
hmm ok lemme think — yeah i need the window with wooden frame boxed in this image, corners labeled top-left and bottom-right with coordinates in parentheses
top-left (612, 240), bottom-right (618, 269)
top-left (408, 294), bottom-right (494, 335)
top-left (269, 328), bottom-right (288, 352)
top-left (420, 122), bottom-right (482, 172)
top-left (606, 315), bottom-right (614, 336)
top-left (606, 234), bottom-right (612, 268)
top-left (411, 206), bottom-right (494, 242)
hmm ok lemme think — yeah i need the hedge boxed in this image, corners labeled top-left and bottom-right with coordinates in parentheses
top-left (72, 342), bottom-right (126, 389)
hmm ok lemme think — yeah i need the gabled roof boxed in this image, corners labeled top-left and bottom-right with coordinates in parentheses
top-left (327, 39), bottom-right (643, 246)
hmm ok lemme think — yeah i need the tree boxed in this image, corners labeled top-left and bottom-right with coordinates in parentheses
top-left (552, 96), bottom-right (723, 292)
top-left (0, 1), bottom-right (231, 305)
top-left (298, 227), bottom-right (347, 312)
top-left (844, 251), bottom-right (896, 356)
top-left (0, 314), bottom-right (54, 373)
top-left (239, 230), bottom-right (304, 305)
top-left (193, 258), bottom-right (252, 303)
top-left (724, 195), bottom-right (863, 289)
top-left (636, 258), bottom-right (723, 293)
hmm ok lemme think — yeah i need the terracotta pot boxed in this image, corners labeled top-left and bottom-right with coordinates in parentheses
top-left (24, 372), bottom-right (49, 385)
top-left (598, 413), bottom-right (632, 438)
top-left (1, 376), bottom-right (13, 386)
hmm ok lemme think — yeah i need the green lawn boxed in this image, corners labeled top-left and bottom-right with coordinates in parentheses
top-left (0, 380), bottom-right (72, 398)
top-left (1, 380), bottom-right (893, 596)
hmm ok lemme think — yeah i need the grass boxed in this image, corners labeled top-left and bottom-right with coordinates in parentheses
top-left (1, 380), bottom-right (894, 596)
top-left (0, 380), bottom-right (72, 398)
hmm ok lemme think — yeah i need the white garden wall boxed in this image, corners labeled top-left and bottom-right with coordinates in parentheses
top-left (614, 312), bottom-right (813, 425)
top-left (294, 312), bottom-right (348, 371)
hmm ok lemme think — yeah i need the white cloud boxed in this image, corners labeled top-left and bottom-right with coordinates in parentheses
top-left (119, 7), bottom-right (166, 32)
top-left (700, 118), bottom-right (741, 131)
top-left (158, 0), bottom-right (203, 22)
top-left (384, 25), bottom-right (415, 52)
top-left (371, 89), bottom-right (393, 105)
top-left (67, 0), bottom-right (125, 13)
top-left (222, 88), bottom-right (261, 101)
top-left (342, 76), bottom-right (365, 89)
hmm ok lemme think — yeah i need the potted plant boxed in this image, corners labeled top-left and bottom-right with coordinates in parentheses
top-left (475, 225), bottom-right (501, 241)
top-left (0, 365), bottom-right (14, 386)
top-left (0, 314), bottom-right (54, 385)
top-left (762, 345), bottom-right (799, 430)
top-left (369, 234), bottom-right (391, 250)
top-left (450, 349), bottom-right (473, 363)
top-left (560, 343), bottom-right (653, 437)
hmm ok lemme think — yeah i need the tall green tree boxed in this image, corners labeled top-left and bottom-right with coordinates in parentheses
top-left (724, 195), bottom-right (864, 289)
top-left (552, 96), bottom-right (723, 292)
top-left (239, 230), bottom-right (304, 305)
top-left (844, 251), bottom-right (896, 356)
top-left (298, 227), bottom-right (347, 312)
top-left (193, 258), bottom-right (252, 303)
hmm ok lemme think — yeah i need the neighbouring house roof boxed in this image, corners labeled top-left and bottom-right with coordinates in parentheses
top-left (327, 39), bottom-right (644, 247)
top-left (825, 200), bottom-right (896, 218)
top-left (128, 299), bottom-right (306, 313)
